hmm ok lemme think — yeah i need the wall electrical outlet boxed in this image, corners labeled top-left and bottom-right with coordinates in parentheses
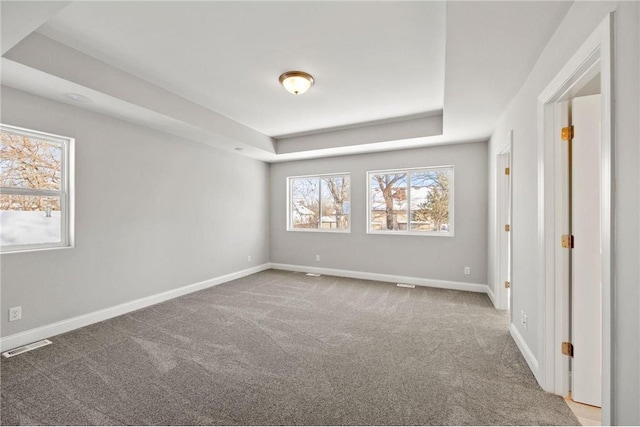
top-left (520, 310), bottom-right (527, 330)
top-left (247, 255), bottom-right (252, 262)
top-left (316, 255), bottom-right (321, 262)
top-left (464, 266), bottom-right (471, 275)
top-left (9, 306), bottom-right (21, 322)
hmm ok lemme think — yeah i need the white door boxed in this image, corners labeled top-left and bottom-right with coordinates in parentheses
top-left (571, 94), bottom-right (602, 407)
top-left (497, 147), bottom-right (511, 311)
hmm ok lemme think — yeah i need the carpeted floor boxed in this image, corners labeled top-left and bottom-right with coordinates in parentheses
top-left (1, 270), bottom-right (579, 425)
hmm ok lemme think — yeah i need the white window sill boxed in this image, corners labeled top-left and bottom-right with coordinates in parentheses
top-left (1, 244), bottom-right (74, 255)
top-left (287, 228), bottom-right (351, 234)
top-left (367, 231), bottom-right (455, 237)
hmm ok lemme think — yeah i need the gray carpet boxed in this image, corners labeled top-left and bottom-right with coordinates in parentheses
top-left (1, 270), bottom-right (579, 425)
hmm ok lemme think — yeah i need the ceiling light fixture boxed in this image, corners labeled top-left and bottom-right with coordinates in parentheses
top-left (279, 71), bottom-right (314, 95)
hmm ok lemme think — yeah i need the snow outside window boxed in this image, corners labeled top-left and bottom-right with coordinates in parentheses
top-left (367, 166), bottom-right (453, 236)
top-left (1, 125), bottom-right (74, 252)
top-left (287, 173), bottom-right (350, 232)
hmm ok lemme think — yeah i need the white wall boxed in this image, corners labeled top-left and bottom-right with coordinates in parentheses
top-left (0, 87), bottom-right (270, 337)
top-left (270, 142), bottom-right (488, 286)
top-left (487, 2), bottom-right (639, 424)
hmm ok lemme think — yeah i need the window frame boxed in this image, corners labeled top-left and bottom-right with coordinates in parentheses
top-left (1, 124), bottom-right (75, 253)
top-left (286, 172), bottom-right (351, 233)
top-left (366, 165), bottom-right (454, 237)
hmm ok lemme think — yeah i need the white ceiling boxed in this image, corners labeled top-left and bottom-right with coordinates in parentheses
top-left (0, 1), bottom-right (573, 162)
top-left (37, 1), bottom-right (446, 137)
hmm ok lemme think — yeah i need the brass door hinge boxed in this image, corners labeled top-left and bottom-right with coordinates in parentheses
top-left (504, 281), bottom-right (510, 289)
top-left (505, 224), bottom-right (510, 232)
top-left (561, 234), bottom-right (574, 249)
top-left (561, 126), bottom-right (574, 141)
top-left (561, 341), bottom-right (574, 357)
top-left (505, 167), bottom-right (510, 175)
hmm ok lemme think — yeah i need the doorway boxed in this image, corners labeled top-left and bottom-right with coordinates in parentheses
top-left (537, 13), bottom-right (613, 425)
top-left (558, 90), bottom-right (602, 416)
top-left (496, 133), bottom-right (512, 312)
top-left (569, 91), bottom-right (602, 408)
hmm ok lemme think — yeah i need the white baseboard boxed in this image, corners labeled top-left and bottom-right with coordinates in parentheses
top-left (0, 264), bottom-right (270, 352)
top-left (270, 263), bottom-right (489, 294)
top-left (510, 322), bottom-right (539, 380)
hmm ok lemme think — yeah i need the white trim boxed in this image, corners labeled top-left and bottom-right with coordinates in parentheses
top-left (510, 322), bottom-right (539, 379)
top-left (364, 165), bottom-right (454, 175)
top-left (0, 124), bottom-right (75, 253)
top-left (366, 165), bottom-right (454, 236)
top-left (0, 124), bottom-right (71, 143)
top-left (67, 132), bottom-right (76, 249)
top-left (495, 131), bottom-right (513, 311)
top-left (270, 263), bottom-right (488, 294)
top-left (366, 230), bottom-right (455, 237)
top-left (0, 264), bottom-right (270, 352)
top-left (286, 173), bottom-right (351, 233)
top-left (537, 14), bottom-right (613, 425)
top-left (286, 171), bottom-right (351, 179)
top-left (486, 283), bottom-right (498, 308)
top-left (286, 228), bottom-right (351, 234)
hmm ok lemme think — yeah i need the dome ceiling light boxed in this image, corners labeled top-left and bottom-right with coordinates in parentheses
top-left (279, 71), bottom-right (314, 95)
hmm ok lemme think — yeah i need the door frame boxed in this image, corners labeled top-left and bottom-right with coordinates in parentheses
top-left (496, 132), bottom-right (512, 311)
top-left (537, 13), bottom-right (613, 425)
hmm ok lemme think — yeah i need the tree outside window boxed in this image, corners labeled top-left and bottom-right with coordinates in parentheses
top-left (368, 166), bottom-right (453, 235)
top-left (288, 174), bottom-right (350, 232)
top-left (0, 125), bottom-right (73, 251)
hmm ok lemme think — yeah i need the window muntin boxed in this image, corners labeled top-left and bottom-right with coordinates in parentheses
top-left (1, 125), bottom-right (73, 252)
top-left (288, 173), bottom-right (350, 232)
top-left (368, 166), bottom-right (453, 235)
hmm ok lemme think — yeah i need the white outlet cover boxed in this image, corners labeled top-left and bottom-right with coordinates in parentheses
top-left (9, 306), bottom-right (21, 321)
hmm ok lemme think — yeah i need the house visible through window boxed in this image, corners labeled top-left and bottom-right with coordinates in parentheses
top-left (1, 125), bottom-right (74, 252)
top-left (368, 166), bottom-right (453, 235)
top-left (288, 173), bottom-right (350, 232)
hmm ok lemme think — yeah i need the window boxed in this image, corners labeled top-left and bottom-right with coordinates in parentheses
top-left (367, 166), bottom-right (453, 235)
top-left (288, 173), bottom-right (350, 232)
top-left (1, 125), bottom-right (74, 252)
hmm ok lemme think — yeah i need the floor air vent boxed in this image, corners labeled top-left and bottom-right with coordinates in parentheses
top-left (2, 339), bottom-right (52, 358)
top-left (396, 283), bottom-right (415, 288)
top-left (306, 273), bottom-right (321, 277)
